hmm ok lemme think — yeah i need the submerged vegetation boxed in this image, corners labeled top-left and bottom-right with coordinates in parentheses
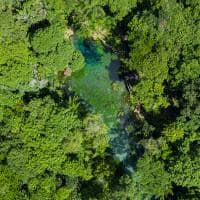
top-left (0, 0), bottom-right (199, 199)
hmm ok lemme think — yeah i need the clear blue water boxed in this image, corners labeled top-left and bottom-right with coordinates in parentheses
top-left (70, 37), bottom-right (135, 171)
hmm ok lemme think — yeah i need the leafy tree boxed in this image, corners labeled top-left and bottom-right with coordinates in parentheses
top-left (108, 0), bottom-right (137, 20)
top-left (0, 95), bottom-right (109, 199)
top-left (127, 0), bottom-right (199, 112)
top-left (0, 0), bottom-right (199, 199)
top-left (0, 166), bottom-right (27, 200)
top-left (131, 154), bottom-right (172, 199)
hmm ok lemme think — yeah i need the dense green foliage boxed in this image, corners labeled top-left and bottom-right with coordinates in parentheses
top-left (0, 0), bottom-right (199, 199)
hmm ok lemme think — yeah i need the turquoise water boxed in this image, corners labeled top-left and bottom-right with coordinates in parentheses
top-left (70, 37), bottom-right (134, 170)
top-left (70, 38), bottom-right (126, 127)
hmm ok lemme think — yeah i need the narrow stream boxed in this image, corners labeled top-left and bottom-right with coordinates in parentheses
top-left (69, 37), bottom-right (135, 172)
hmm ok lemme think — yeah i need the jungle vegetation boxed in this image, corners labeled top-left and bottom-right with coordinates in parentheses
top-left (0, 0), bottom-right (199, 199)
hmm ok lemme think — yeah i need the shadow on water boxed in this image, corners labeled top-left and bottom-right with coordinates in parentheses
top-left (108, 60), bottom-right (121, 81)
top-left (71, 36), bottom-right (137, 173)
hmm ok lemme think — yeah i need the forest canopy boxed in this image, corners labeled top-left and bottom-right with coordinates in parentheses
top-left (0, 0), bottom-right (199, 200)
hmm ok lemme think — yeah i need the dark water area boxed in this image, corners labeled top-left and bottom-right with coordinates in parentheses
top-left (108, 60), bottom-right (121, 81)
top-left (70, 37), bottom-right (136, 172)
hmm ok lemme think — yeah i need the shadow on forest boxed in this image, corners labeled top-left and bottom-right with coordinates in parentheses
top-left (168, 184), bottom-right (200, 200)
top-left (23, 88), bottom-right (64, 105)
top-left (27, 19), bottom-right (50, 36)
top-left (22, 87), bottom-right (91, 119)
top-left (145, 105), bottom-right (180, 137)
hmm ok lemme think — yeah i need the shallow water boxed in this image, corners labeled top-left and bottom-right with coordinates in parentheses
top-left (70, 37), bottom-right (135, 170)
top-left (70, 37), bottom-right (126, 127)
